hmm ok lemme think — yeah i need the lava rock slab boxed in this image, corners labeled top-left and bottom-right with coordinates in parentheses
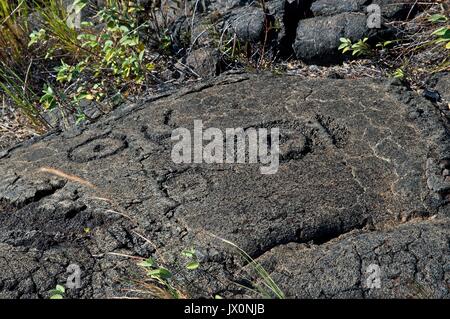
top-left (0, 73), bottom-right (449, 298)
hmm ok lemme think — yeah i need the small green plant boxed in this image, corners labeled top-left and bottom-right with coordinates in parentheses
top-left (25, 1), bottom-right (153, 124)
top-left (0, 63), bottom-right (49, 129)
top-left (28, 29), bottom-right (47, 47)
top-left (0, 0), bottom-right (189, 133)
top-left (376, 40), bottom-right (396, 49)
top-left (39, 85), bottom-right (57, 111)
top-left (33, 0), bottom-right (81, 54)
top-left (210, 235), bottom-right (285, 299)
top-left (338, 37), bottom-right (353, 54)
top-left (339, 37), bottom-right (372, 56)
top-left (49, 284), bottom-right (65, 299)
top-left (138, 257), bottom-right (181, 299)
top-left (392, 68), bottom-right (405, 79)
top-left (432, 26), bottom-right (450, 49)
top-left (0, 0), bottom-right (30, 64)
top-left (181, 248), bottom-right (200, 270)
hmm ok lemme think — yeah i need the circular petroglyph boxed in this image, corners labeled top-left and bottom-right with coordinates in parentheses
top-left (68, 135), bottom-right (127, 163)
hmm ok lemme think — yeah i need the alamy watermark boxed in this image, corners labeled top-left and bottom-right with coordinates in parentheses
top-left (367, 4), bottom-right (382, 29)
top-left (66, 263), bottom-right (81, 289)
top-left (365, 264), bottom-right (382, 289)
top-left (171, 120), bottom-right (280, 175)
top-left (66, 0), bottom-right (86, 29)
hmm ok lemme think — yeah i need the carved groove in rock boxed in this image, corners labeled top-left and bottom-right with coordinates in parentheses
top-left (68, 135), bottom-right (128, 163)
top-left (0, 74), bottom-right (448, 298)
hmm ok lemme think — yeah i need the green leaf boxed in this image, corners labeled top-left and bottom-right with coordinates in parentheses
top-left (104, 40), bottom-right (114, 49)
top-left (138, 50), bottom-right (145, 62)
top-left (81, 21), bottom-right (94, 27)
top-left (50, 294), bottom-right (63, 299)
top-left (186, 261), bottom-right (200, 270)
top-left (56, 285), bottom-right (65, 293)
top-left (77, 33), bottom-right (97, 42)
top-left (392, 68), bottom-right (404, 79)
top-left (120, 36), bottom-right (139, 47)
top-left (432, 27), bottom-right (449, 36)
top-left (76, 113), bottom-right (87, 125)
top-left (28, 29), bottom-right (46, 47)
top-left (148, 268), bottom-right (172, 279)
top-left (138, 257), bottom-right (156, 268)
top-left (428, 14), bottom-right (448, 23)
top-left (119, 25), bottom-right (130, 33)
top-left (77, 93), bottom-right (95, 101)
top-left (181, 248), bottom-right (196, 258)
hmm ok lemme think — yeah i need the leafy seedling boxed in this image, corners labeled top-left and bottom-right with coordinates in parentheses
top-left (49, 284), bottom-right (65, 299)
top-left (182, 248), bottom-right (200, 270)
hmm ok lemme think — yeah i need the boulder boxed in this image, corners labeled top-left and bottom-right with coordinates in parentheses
top-left (311, 0), bottom-right (414, 19)
top-left (293, 12), bottom-right (370, 62)
top-left (435, 72), bottom-right (450, 102)
top-left (227, 7), bottom-right (266, 42)
top-left (186, 47), bottom-right (220, 78)
top-left (311, 0), bottom-right (367, 16)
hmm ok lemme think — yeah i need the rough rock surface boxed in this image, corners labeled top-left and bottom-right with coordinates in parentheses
top-left (186, 47), bottom-right (220, 78)
top-left (310, 0), bottom-right (368, 17)
top-left (311, 0), bottom-right (412, 19)
top-left (435, 73), bottom-right (450, 103)
top-left (256, 219), bottom-right (450, 298)
top-left (228, 7), bottom-right (266, 43)
top-left (293, 12), bottom-right (371, 63)
top-left (291, 0), bottom-right (414, 61)
top-left (0, 73), bottom-right (449, 298)
top-left (168, 0), bottom-right (418, 64)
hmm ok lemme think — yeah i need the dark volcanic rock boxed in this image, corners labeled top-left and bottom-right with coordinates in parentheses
top-left (435, 73), bottom-right (450, 102)
top-left (311, 0), bottom-right (413, 19)
top-left (255, 219), bottom-right (450, 298)
top-left (209, 0), bottom-right (252, 14)
top-left (0, 74), bottom-right (449, 298)
top-left (186, 47), bottom-right (220, 78)
top-left (267, 0), bottom-right (314, 55)
top-left (295, 0), bottom-right (415, 62)
top-left (293, 12), bottom-right (371, 62)
top-left (311, 0), bottom-right (368, 16)
top-left (228, 7), bottom-right (266, 42)
top-left (373, 0), bottom-right (415, 19)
